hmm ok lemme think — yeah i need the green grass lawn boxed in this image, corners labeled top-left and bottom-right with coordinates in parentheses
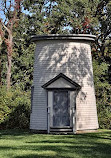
top-left (0, 129), bottom-right (111, 158)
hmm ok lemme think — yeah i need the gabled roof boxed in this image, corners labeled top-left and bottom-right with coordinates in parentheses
top-left (42, 73), bottom-right (81, 90)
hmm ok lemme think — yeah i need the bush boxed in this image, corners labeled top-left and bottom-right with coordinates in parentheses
top-left (93, 59), bottom-right (111, 129)
top-left (98, 108), bottom-right (111, 129)
top-left (0, 86), bottom-right (31, 129)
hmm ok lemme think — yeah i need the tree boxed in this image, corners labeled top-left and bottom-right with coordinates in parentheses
top-left (23, 0), bottom-right (99, 34)
top-left (0, 24), bottom-right (4, 86)
top-left (0, 0), bottom-right (22, 90)
top-left (92, 0), bottom-right (111, 128)
top-left (94, 0), bottom-right (111, 58)
top-left (23, 0), bottom-right (111, 129)
top-left (93, 59), bottom-right (111, 129)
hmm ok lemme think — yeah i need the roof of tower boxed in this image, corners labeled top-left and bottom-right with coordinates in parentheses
top-left (30, 34), bottom-right (96, 43)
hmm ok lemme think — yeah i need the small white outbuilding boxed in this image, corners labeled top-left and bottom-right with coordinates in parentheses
top-left (30, 34), bottom-right (99, 133)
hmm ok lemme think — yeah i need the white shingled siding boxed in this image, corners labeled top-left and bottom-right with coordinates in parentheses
top-left (30, 40), bottom-right (99, 131)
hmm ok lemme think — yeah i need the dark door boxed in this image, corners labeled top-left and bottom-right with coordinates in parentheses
top-left (53, 91), bottom-right (70, 127)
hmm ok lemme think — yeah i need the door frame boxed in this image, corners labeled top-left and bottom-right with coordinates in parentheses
top-left (47, 89), bottom-right (76, 133)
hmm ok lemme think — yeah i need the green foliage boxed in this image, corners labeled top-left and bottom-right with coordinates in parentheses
top-left (93, 59), bottom-right (111, 129)
top-left (98, 109), bottom-right (111, 129)
top-left (0, 86), bottom-right (30, 129)
top-left (12, 13), bottom-right (35, 90)
top-left (23, 0), bottom-right (99, 34)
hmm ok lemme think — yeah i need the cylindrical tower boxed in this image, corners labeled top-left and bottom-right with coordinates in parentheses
top-left (30, 34), bottom-right (99, 133)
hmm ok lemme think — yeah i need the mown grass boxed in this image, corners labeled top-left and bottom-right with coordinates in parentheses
top-left (0, 129), bottom-right (111, 158)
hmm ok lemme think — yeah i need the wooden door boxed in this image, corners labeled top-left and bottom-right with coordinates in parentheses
top-left (53, 91), bottom-right (70, 127)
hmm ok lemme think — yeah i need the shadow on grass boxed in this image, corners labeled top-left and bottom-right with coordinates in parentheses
top-left (0, 130), bottom-right (111, 158)
top-left (0, 129), bottom-right (30, 136)
top-left (15, 155), bottom-right (55, 158)
top-left (1, 141), bottom-right (111, 158)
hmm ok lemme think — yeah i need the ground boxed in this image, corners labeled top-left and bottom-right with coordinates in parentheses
top-left (0, 129), bottom-right (111, 158)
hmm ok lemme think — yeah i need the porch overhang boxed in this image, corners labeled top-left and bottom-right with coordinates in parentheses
top-left (42, 73), bottom-right (81, 90)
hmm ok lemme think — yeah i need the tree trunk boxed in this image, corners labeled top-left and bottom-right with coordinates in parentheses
top-left (6, 32), bottom-right (13, 90)
top-left (7, 54), bottom-right (12, 90)
top-left (0, 48), bottom-right (1, 86)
